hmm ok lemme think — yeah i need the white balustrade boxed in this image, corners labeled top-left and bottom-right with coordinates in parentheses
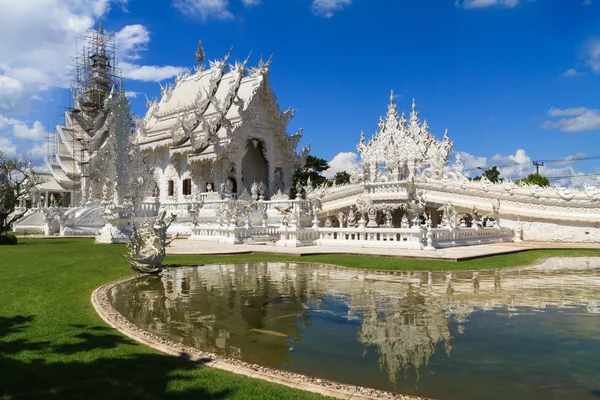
top-left (189, 224), bottom-right (280, 244)
top-left (276, 226), bottom-right (320, 247)
top-left (316, 226), bottom-right (424, 249)
top-left (313, 226), bottom-right (513, 250)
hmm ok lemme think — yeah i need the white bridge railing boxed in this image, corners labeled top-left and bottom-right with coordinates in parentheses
top-left (316, 226), bottom-right (425, 249)
top-left (190, 224), bottom-right (280, 244)
top-left (314, 226), bottom-right (513, 249)
top-left (189, 222), bottom-right (513, 249)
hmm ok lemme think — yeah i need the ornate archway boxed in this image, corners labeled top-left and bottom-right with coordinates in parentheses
top-left (241, 139), bottom-right (268, 194)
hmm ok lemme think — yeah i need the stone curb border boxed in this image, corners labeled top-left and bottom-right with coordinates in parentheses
top-left (92, 274), bottom-right (430, 400)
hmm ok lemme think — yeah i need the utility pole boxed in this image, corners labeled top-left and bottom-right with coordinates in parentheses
top-left (533, 161), bottom-right (544, 175)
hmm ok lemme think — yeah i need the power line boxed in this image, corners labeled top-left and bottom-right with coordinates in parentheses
top-left (463, 154), bottom-right (600, 172)
top-left (546, 172), bottom-right (600, 180)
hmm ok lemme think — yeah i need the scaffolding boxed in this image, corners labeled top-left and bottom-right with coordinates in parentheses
top-left (66, 24), bottom-right (122, 201)
top-left (44, 127), bottom-right (57, 165)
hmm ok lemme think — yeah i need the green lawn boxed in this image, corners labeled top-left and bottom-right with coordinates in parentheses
top-left (1, 238), bottom-right (599, 400)
top-left (0, 239), bottom-right (330, 400)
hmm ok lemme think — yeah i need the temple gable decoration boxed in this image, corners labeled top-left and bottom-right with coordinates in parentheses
top-left (358, 92), bottom-right (453, 182)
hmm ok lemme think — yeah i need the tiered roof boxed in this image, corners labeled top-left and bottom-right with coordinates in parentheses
top-left (135, 46), bottom-right (296, 161)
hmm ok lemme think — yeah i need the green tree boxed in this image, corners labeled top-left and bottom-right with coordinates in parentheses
top-left (290, 155), bottom-right (330, 198)
top-left (0, 152), bottom-right (44, 235)
top-left (473, 165), bottom-right (502, 183)
top-left (331, 171), bottom-right (351, 186)
top-left (516, 173), bottom-right (550, 187)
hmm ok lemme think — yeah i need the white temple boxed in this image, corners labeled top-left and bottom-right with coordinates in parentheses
top-left (11, 30), bottom-right (600, 246)
top-left (135, 43), bottom-right (307, 204)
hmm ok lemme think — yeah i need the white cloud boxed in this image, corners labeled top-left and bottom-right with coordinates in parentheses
top-left (582, 0), bottom-right (592, 5)
top-left (11, 120), bottom-right (47, 142)
top-left (457, 0), bottom-right (519, 8)
top-left (121, 63), bottom-right (188, 82)
top-left (311, 0), bottom-right (353, 18)
top-left (543, 107), bottom-right (600, 132)
top-left (585, 38), bottom-right (600, 73)
top-left (547, 107), bottom-right (589, 117)
top-left (125, 91), bottom-right (140, 98)
top-left (0, 1), bottom-right (185, 115)
top-left (0, 75), bottom-right (37, 113)
top-left (561, 68), bottom-right (582, 77)
top-left (0, 136), bottom-right (17, 158)
top-left (460, 149), bottom-right (598, 186)
top-left (0, 114), bottom-right (49, 163)
top-left (326, 152), bottom-right (360, 178)
top-left (173, 0), bottom-right (235, 20)
top-left (457, 151), bottom-right (488, 171)
top-left (551, 152), bottom-right (587, 167)
top-left (241, 0), bottom-right (261, 6)
top-left (115, 25), bottom-right (185, 81)
top-left (0, 0), bottom-right (124, 91)
top-left (116, 24), bottom-right (150, 61)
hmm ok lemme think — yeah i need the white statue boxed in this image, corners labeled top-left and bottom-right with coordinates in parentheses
top-left (347, 209), bottom-right (357, 227)
top-left (384, 210), bottom-right (393, 227)
top-left (125, 211), bottom-right (177, 274)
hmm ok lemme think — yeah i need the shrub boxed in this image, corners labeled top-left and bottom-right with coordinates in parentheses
top-left (0, 234), bottom-right (18, 245)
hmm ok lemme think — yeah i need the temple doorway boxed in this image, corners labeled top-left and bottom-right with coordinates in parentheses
top-left (241, 139), bottom-right (268, 194)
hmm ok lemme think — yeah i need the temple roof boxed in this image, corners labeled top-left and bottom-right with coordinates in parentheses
top-left (137, 55), bottom-right (270, 149)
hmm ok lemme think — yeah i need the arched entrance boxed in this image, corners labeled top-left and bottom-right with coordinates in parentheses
top-left (241, 139), bottom-right (268, 194)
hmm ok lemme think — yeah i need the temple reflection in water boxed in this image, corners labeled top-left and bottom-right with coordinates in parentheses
top-left (110, 258), bottom-right (600, 394)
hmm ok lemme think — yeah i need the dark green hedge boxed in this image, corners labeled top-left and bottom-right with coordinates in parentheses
top-left (0, 235), bottom-right (18, 245)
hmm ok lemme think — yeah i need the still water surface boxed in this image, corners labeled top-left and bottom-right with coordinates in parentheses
top-left (110, 258), bottom-right (600, 400)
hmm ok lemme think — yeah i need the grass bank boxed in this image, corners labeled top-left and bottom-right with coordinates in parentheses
top-left (1, 238), bottom-right (598, 399)
top-left (167, 248), bottom-right (600, 271)
top-left (0, 239), bottom-right (329, 400)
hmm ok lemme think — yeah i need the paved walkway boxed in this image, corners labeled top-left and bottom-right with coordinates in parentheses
top-left (19, 234), bottom-right (598, 261)
top-left (166, 239), bottom-right (599, 261)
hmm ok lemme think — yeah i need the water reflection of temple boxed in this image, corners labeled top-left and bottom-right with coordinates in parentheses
top-left (110, 257), bottom-right (600, 386)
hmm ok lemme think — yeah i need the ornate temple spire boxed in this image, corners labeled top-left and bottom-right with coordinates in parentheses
top-left (400, 112), bottom-right (407, 129)
top-left (378, 115), bottom-right (385, 132)
top-left (385, 90), bottom-right (400, 131)
top-left (195, 40), bottom-right (205, 64)
top-left (98, 22), bottom-right (104, 34)
top-left (409, 99), bottom-right (420, 127)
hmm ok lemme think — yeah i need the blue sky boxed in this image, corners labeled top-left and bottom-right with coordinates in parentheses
top-left (1, 0), bottom-right (599, 185)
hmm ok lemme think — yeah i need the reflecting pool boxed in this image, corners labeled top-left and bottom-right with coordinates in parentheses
top-left (109, 258), bottom-right (600, 400)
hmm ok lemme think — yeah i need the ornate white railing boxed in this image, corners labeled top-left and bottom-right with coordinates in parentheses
top-left (189, 221), bottom-right (513, 249)
top-left (314, 226), bottom-right (513, 250)
top-left (429, 226), bottom-right (514, 248)
top-left (276, 226), bottom-right (320, 247)
top-left (316, 226), bottom-right (424, 249)
top-left (190, 224), bottom-right (280, 244)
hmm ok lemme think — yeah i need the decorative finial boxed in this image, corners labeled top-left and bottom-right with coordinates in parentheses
top-left (390, 90), bottom-right (395, 103)
top-left (98, 22), bottom-right (104, 34)
top-left (195, 40), bottom-right (205, 64)
top-left (412, 98), bottom-right (416, 111)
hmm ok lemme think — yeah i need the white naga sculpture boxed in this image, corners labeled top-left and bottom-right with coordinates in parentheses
top-left (125, 211), bottom-right (177, 274)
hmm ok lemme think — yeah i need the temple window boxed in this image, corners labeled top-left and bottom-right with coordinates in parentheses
top-left (167, 180), bottom-right (174, 197)
top-left (182, 178), bottom-right (192, 196)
